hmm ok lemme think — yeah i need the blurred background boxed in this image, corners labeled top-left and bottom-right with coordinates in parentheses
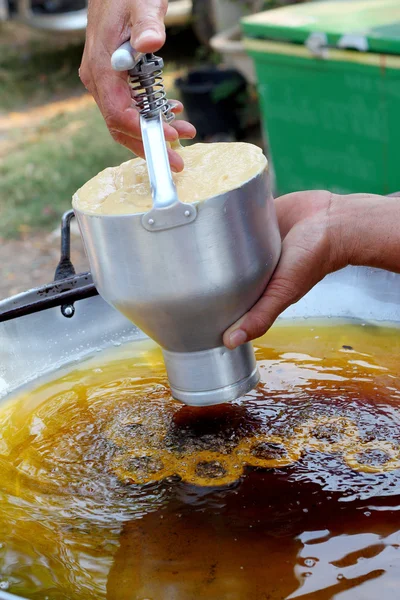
top-left (0, 0), bottom-right (399, 298)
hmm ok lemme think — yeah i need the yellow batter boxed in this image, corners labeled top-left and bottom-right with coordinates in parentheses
top-left (72, 142), bottom-right (267, 215)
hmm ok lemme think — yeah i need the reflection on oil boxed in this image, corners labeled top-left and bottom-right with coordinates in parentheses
top-left (0, 321), bottom-right (399, 599)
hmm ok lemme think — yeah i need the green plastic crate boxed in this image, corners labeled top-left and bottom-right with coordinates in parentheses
top-left (242, 0), bottom-right (400, 195)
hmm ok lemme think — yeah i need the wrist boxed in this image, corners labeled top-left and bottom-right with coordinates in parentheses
top-left (328, 193), bottom-right (400, 272)
top-left (326, 193), bottom-right (354, 272)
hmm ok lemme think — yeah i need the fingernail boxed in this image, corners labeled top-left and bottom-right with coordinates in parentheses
top-left (135, 30), bottom-right (160, 46)
top-left (229, 329), bottom-right (247, 349)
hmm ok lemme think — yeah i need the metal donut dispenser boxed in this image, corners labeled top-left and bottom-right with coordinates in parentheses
top-left (74, 42), bottom-right (281, 407)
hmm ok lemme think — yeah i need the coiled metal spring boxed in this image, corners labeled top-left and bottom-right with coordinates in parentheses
top-left (128, 53), bottom-right (174, 123)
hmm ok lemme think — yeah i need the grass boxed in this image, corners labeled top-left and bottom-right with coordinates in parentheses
top-left (0, 24), bottom-right (125, 237)
top-left (0, 24), bottom-right (85, 112)
top-left (0, 106), bottom-right (132, 237)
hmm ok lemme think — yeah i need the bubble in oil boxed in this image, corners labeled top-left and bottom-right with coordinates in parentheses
top-left (304, 558), bottom-right (317, 568)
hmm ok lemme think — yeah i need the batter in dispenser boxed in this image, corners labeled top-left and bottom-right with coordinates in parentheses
top-left (72, 142), bottom-right (267, 215)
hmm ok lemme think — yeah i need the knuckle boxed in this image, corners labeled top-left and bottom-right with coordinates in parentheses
top-left (134, 6), bottom-right (166, 29)
top-left (248, 312), bottom-right (270, 338)
top-left (267, 276), bottom-right (300, 303)
top-left (244, 276), bottom-right (303, 340)
top-left (157, 0), bottom-right (168, 18)
top-left (78, 65), bottom-right (91, 90)
top-left (109, 128), bottom-right (124, 144)
top-left (105, 114), bottom-right (121, 132)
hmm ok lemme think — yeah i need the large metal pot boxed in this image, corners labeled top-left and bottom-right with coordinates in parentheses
top-left (1, 265), bottom-right (400, 402)
top-left (0, 264), bottom-right (400, 600)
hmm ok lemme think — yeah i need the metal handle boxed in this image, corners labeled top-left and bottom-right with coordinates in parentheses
top-left (111, 41), bottom-right (143, 71)
top-left (141, 113), bottom-right (178, 209)
top-left (54, 210), bottom-right (77, 317)
top-left (140, 112), bottom-right (196, 231)
top-left (0, 210), bottom-right (98, 323)
top-left (110, 41), bottom-right (197, 232)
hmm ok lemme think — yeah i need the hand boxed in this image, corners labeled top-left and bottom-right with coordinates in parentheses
top-left (223, 191), bottom-right (400, 349)
top-left (79, 0), bottom-right (196, 172)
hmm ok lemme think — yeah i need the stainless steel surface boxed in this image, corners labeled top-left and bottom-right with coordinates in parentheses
top-left (116, 48), bottom-right (174, 123)
top-left (75, 169), bottom-right (280, 405)
top-left (163, 343), bottom-right (259, 405)
top-left (111, 42), bottom-right (143, 71)
top-left (0, 591), bottom-right (29, 600)
top-left (140, 113), bottom-right (178, 210)
top-left (0, 266), bottom-right (399, 600)
top-left (0, 294), bottom-right (140, 400)
top-left (2, 266), bottom-right (400, 406)
top-left (139, 113), bottom-right (197, 231)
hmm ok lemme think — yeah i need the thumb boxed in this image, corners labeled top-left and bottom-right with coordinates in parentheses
top-left (130, 0), bottom-right (167, 53)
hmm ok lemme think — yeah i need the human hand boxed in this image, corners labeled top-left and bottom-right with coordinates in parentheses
top-left (79, 0), bottom-right (196, 172)
top-left (223, 191), bottom-right (400, 349)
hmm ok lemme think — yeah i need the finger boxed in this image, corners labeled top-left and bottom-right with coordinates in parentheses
top-left (170, 119), bottom-right (197, 139)
top-left (162, 121), bottom-right (180, 141)
top-left (100, 85), bottom-right (187, 169)
top-left (109, 130), bottom-right (147, 157)
top-left (107, 111), bottom-right (195, 146)
top-left (169, 102), bottom-right (197, 137)
top-left (101, 98), bottom-right (194, 142)
top-left (109, 129), bottom-right (184, 173)
top-left (168, 148), bottom-right (184, 172)
top-left (223, 238), bottom-right (327, 349)
top-left (130, 0), bottom-right (167, 53)
top-left (95, 69), bottom-right (144, 138)
top-left (170, 100), bottom-right (184, 115)
top-left (99, 81), bottom-right (181, 143)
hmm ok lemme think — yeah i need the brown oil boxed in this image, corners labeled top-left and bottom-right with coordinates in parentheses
top-left (0, 321), bottom-right (400, 600)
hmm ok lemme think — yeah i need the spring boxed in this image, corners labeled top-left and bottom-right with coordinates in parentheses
top-left (128, 69), bottom-right (174, 123)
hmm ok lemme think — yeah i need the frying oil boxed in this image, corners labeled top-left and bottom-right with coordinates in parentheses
top-left (0, 321), bottom-right (400, 599)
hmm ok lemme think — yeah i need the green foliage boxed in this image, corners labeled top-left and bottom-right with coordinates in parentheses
top-left (0, 36), bottom-right (84, 111)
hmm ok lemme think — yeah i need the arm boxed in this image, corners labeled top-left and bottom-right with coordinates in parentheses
top-left (223, 191), bottom-right (400, 349)
top-left (79, 0), bottom-right (196, 171)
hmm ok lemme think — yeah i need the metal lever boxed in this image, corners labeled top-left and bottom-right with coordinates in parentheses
top-left (111, 41), bottom-right (143, 71)
top-left (140, 112), bottom-right (196, 231)
top-left (110, 42), bottom-right (197, 232)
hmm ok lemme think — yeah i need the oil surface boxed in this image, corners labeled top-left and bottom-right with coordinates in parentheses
top-left (1, 321), bottom-right (400, 600)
